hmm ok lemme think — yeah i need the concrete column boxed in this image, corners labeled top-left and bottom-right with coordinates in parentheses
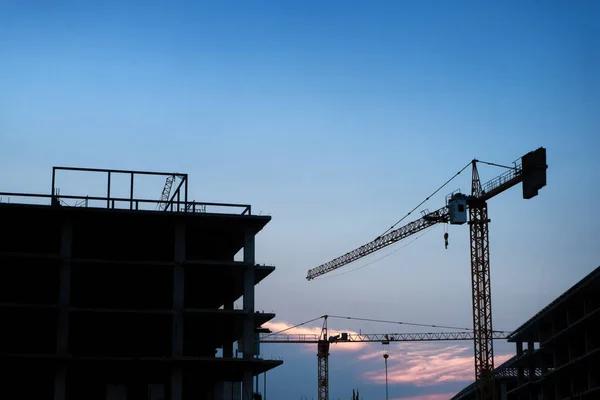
top-left (242, 231), bottom-right (255, 358)
top-left (106, 384), bottom-right (127, 400)
top-left (148, 384), bottom-right (165, 400)
top-left (55, 218), bottom-right (72, 400)
top-left (171, 222), bottom-right (185, 400)
top-left (242, 231), bottom-right (255, 400)
top-left (54, 367), bottom-right (67, 400)
top-left (57, 218), bottom-right (72, 352)
top-left (585, 331), bottom-right (589, 353)
top-left (224, 300), bottom-right (234, 359)
top-left (215, 298), bottom-right (236, 399)
top-left (171, 369), bottom-right (183, 400)
top-left (541, 342), bottom-right (548, 376)
top-left (570, 376), bottom-right (575, 398)
top-left (516, 342), bottom-right (524, 385)
top-left (499, 382), bottom-right (507, 400)
top-left (243, 370), bottom-right (254, 400)
top-left (527, 341), bottom-right (535, 382)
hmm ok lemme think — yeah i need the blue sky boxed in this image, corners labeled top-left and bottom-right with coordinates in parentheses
top-left (1, 1), bottom-right (599, 399)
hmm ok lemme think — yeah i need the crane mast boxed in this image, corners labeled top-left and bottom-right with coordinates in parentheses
top-left (469, 161), bottom-right (494, 399)
top-left (317, 317), bottom-right (329, 400)
top-left (305, 148), bottom-right (547, 400)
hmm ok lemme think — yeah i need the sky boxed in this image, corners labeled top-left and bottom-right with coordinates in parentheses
top-left (1, 0), bottom-right (599, 399)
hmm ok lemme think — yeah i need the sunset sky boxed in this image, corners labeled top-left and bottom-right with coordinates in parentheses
top-left (2, 0), bottom-right (599, 399)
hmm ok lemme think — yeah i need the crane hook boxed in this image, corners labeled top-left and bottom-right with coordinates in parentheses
top-left (444, 232), bottom-right (449, 249)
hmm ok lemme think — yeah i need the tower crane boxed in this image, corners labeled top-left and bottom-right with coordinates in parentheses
top-left (305, 148), bottom-right (547, 400)
top-left (259, 315), bottom-right (512, 400)
top-left (156, 174), bottom-right (187, 211)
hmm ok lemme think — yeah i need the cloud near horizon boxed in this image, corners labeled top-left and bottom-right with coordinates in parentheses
top-left (363, 342), bottom-right (514, 387)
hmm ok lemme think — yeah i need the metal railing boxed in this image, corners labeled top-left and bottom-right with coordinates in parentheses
top-left (0, 192), bottom-right (252, 215)
top-left (480, 159), bottom-right (522, 196)
top-left (0, 166), bottom-right (253, 215)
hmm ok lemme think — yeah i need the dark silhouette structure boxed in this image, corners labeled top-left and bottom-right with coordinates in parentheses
top-left (451, 266), bottom-right (600, 400)
top-left (0, 167), bottom-right (282, 400)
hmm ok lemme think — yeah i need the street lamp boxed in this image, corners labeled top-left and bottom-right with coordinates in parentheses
top-left (383, 353), bottom-right (389, 400)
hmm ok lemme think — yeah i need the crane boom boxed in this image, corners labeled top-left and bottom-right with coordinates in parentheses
top-left (306, 206), bottom-right (449, 280)
top-left (260, 331), bottom-right (511, 343)
top-left (157, 175), bottom-right (176, 211)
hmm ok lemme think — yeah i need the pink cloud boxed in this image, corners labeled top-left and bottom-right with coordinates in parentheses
top-left (358, 350), bottom-right (388, 361)
top-left (262, 321), bottom-right (369, 351)
top-left (392, 393), bottom-right (457, 400)
top-left (363, 342), bottom-right (514, 386)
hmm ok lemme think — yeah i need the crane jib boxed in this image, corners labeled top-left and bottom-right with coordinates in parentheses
top-left (306, 206), bottom-right (450, 280)
top-left (259, 330), bottom-right (512, 343)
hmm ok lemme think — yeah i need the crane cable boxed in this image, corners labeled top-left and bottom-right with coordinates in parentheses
top-left (312, 224), bottom-right (439, 280)
top-left (328, 315), bottom-right (473, 331)
top-left (328, 315), bottom-right (511, 334)
top-left (262, 315), bottom-right (325, 338)
top-left (378, 161), bottom-right (472, 238)
top-left (476, 159), bottom-right (516, 170)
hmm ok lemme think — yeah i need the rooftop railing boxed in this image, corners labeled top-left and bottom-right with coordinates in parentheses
top-left (0, 166), bottom-right (252, 215)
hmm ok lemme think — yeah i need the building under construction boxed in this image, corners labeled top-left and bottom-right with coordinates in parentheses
top-left (451, 265), bottom-right (600, 400)
top-left (0, 167), bottom-right (282, 400)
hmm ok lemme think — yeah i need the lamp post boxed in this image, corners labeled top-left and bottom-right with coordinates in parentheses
top-left (383, 353), bottom-right (389, 400)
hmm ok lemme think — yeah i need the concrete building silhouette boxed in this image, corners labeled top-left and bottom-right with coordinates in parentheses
top-left (451, 266), bottom-right (600, 400)
top-left (0, 167), bottom-right (282, 400)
